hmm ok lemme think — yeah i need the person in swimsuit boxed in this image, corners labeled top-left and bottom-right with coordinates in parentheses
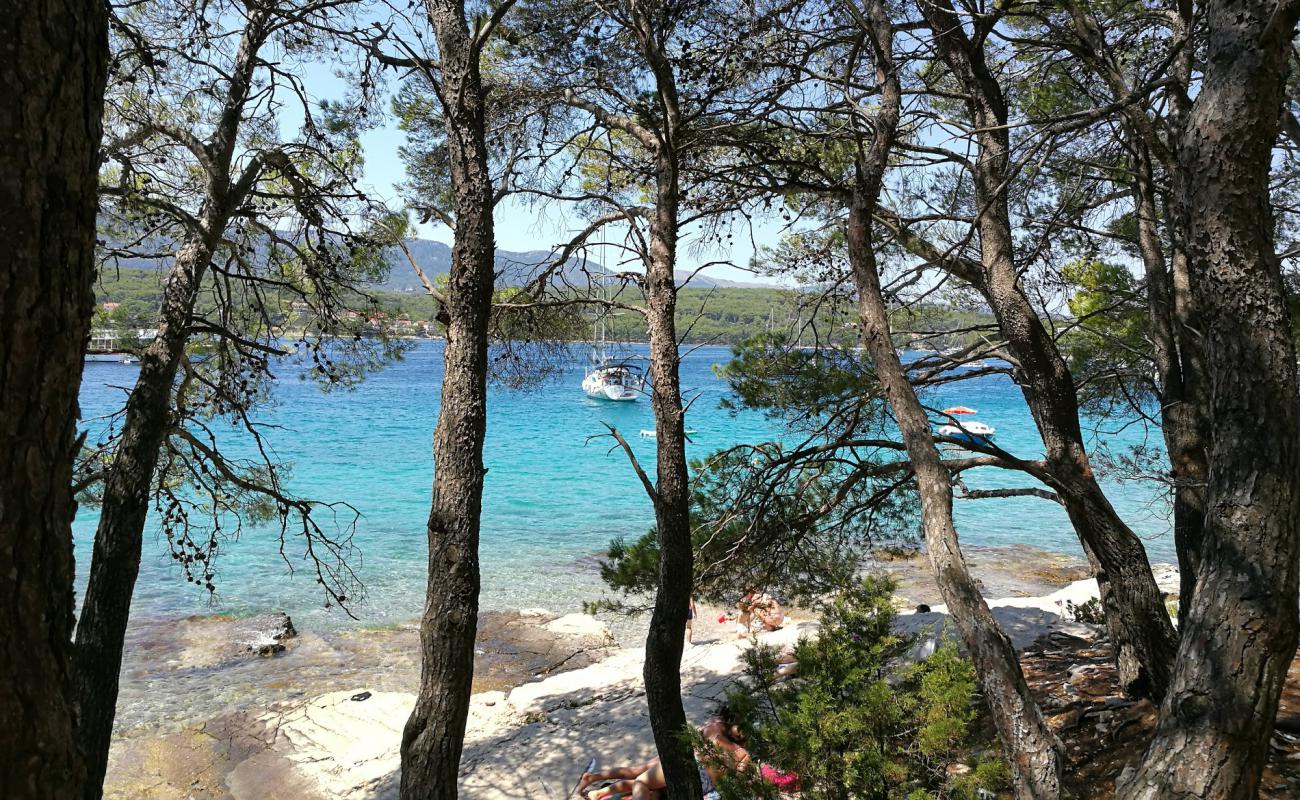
top-left (735, 591), bottom-right (785, 639)
top-left (686, 596), bottom-right (696, 643)
top-left (574, 716), bottom-right (750, 799)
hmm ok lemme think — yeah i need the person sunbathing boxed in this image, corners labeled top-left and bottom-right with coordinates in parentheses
top-left (774, 642), bottom-right (799, 679)
top-left (574, 716), bottom-right (750, 799)
top-left (735, 591), bottom-right (785, 639)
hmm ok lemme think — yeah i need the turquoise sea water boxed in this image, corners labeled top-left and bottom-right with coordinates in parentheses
top-left (74, 341), bottom-right (1175, 632)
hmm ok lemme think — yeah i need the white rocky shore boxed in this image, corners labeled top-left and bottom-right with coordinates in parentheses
top-left (104, 555), bottom-right (1180, 799)
top-left (246, 620), bottom-right (814, 799)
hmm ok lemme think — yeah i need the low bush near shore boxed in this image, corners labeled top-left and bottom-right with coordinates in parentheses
top-left (710, 577), bottom-right (1009, 800)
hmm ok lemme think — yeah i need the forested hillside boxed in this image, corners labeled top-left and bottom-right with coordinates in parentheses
top-left (92, 267), bottom-right (995, 348)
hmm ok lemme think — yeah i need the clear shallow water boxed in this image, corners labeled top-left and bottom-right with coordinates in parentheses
top-left (74, 341), bottom-right (1174, 633)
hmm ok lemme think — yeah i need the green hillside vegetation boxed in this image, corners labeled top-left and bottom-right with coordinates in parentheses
top-left (92, 267), bottom-right (996, 348)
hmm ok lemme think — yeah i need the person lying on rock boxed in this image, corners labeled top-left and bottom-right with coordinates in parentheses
top-left (574, 716), bottom-right (750, 799)
top-left (773, 642), bottom-right (799, 679)
top-left (734, 591), bottom-right (785, 639)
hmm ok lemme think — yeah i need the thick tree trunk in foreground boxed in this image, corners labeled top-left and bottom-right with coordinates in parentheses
top-left (641, 152), bottom-right (702, 800)
top-left (73, 234), bottom-right (215, 797)
top-left (918, 0), bottom-right (1178, 698)
top-left (400, 4), bottom-right (496, 796)
top-left (1118, 2), bottom-right (1300, 796)
top-left (849, 204), bottom-right (1064, 800)
top-left (0, 1), bottom-right (107, 797)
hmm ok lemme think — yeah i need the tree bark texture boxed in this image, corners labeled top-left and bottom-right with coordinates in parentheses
top-left (849, 205), bottom-right (1064, 799)
top-left (1118, 1), bottom-right (1300, 796)
top-left (73, 231), bottom-right (217, 798)
top-left (918, 0), bottom-right (1178, 699)
top-left (842, 28), bottom-right (1062, 793)
top-left (71, 18), bottom-right (266, 795)
top-left (641, 150), bottom-right (702, 800)
top-left (400, 4), bottom-right (496, 797)
top-left (0, 1), bottom-right (107, 797)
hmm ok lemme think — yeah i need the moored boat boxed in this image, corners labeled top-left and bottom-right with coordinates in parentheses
top-left (936, 406), bottom-right (996, 445)
top-left (583, 363), bottom-right (640, 401)
top-left (937, 420), bottom-right (996, 444)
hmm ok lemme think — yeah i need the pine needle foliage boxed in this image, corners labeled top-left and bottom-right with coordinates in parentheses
top-left (714, 577), bottom-right (1009, 800)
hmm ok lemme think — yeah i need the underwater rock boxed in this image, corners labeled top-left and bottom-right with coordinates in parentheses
top-left (237, 612), bottom-right (298, 657)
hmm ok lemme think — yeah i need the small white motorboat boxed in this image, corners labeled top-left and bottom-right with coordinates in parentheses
top-left (937, 420), bottom-right (997, 443)
top-left (638, 428), bottom-right (698, 438)
top-left (937, 406), bottom-right (996, 445)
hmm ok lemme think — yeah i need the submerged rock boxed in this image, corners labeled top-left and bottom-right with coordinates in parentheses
top-left (236, 612), bottom-right (298, 657)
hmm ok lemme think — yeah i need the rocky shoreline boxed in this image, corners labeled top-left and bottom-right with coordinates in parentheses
top-left (102, 544), bottom-right (1122, 799)
top-left (111, 609), bottom-right (621, 737)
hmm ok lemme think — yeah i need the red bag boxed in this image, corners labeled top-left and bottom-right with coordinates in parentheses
top-left (760, 763), bottom-right (800, 793)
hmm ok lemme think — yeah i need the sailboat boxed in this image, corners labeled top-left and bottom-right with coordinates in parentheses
top-left (583, 356), bottom-right (641, 401)
top-left (581, 276), bottom-right (642, 401)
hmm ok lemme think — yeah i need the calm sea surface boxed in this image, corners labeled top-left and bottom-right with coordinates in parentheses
top-left (74, 341), bottom-right (1174, 632)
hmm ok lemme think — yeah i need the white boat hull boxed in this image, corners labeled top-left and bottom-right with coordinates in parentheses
top-left (937, 422), bottom-right (996, 443)
top-left (585, 384), bottom-right (638, 401)
top-left (582, 369), bottom-right (639, 401)
top-left (85, 352), bottom-right (137, 363)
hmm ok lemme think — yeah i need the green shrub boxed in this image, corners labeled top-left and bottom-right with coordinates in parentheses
top-left (714, 577), bottom-right (1007, 800)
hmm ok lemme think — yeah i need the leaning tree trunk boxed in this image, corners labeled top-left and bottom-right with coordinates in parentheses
top-left (71, 18), bottom-right (262, 792)
top-left (978, 231), bottom-right (1179, 699)
top-left (1118, 1), bottom-right (1300, 796)
top-left (917, 0), bottom-right (1178, 699)
top-left (849, 202), bottom-right (1064, 800)
top-left (0, 1), bottom-right (107, 797)
top-left (1064, 0), bottom-right (1210, 615)
top-left (842, 30), bottom-right (1060, 788)
top-left (73, 232), bottom-right (216, 797)
top-left (1130, 141), bottom-right (1208, 617)
top-left (641, 150), bottom-right (702, 800)
top-left (400, 5), bottom-right (496, 797)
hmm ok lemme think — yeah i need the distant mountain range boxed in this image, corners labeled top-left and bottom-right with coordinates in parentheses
top-left (380, 239), bottom-right (771, 292)
top-left (103, 235), bottom-right (769, 292)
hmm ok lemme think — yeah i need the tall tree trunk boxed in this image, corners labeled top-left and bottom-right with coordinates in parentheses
top-left (918, 0), bottom-right (1178, 698)
top-left (0, 1), bottom-right (107, 797)
top-left (641, 151), bottom-right (702, 800)
top-left (849, 203), bottom-right (1064, 800)
top-left (400, 4), bottom-right (496, 796)
top-left (1063, 0), bottom-right (1209, 617)
top-left (1130, 142), bottom-right (1208, 617)
top-left (1164, 227), bottom-right (1208, 617)
top-left (613, 8), bottom-right (702, 796)
top-left (73, 233), bottom-right (215, 797)
top-left (1062, 0), bottom-right (1209, 619)
top-left (843, 22), bottom-right (1061, 792)
top-left (1118, 1), bottom-right (1300, 796)
top-left (70, 18), bottom-right (262, 792)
